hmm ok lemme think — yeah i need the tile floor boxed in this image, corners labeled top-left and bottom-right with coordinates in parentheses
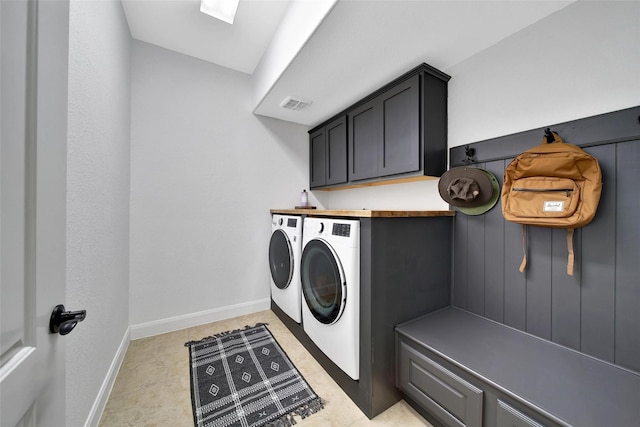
top-left (99, 310), bottom-right (432, 427)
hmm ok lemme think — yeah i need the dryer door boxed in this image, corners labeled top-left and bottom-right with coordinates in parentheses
top-left (269, 229), bottom-right (293, 289)
top-left (301, 239), bottom-right (346, 325)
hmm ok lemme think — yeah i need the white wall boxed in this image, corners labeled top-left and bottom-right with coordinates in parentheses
top-left (447, 0), bottom-right (640, 148)
top-left (252, 0), bottom-right (337, 109)
top-left (317, 179), bottom-right (448, 211)
top-left (323, 0), bottom-right (639, 210)
top-left (66, 1), bottom-right (131, 425)
top-left (129, 41), bottom-right (310, 335)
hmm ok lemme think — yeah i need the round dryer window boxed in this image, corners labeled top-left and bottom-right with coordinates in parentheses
top-left (269, 229), bottom-right (293, 289)
top-left (301, 239), bottom-right (346, 324)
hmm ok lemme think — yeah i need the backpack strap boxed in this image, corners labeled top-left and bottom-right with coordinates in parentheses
top-left (519, 225), bottom-right (527, 273)
top-left (518, 226), bottom-right (575, 275)
top-left (567, 228), bottom-right (575, 276)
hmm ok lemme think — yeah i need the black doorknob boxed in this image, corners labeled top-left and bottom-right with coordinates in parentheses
top-left (49, 304), bottom-right (86, 335)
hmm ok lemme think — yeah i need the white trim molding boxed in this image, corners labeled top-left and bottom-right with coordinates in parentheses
top-left (129, 298), bottom-right (271, 340)
top-left (87, 328), bottom-right (130, 427)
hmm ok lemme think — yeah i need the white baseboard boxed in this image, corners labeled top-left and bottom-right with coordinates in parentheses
top-left (129, 298), bottom-right (271, 340)
top-left (86, 327), bottom-right (130, 427)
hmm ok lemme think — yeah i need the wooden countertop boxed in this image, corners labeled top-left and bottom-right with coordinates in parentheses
top-left (270, 209), bottom-right (455, 218)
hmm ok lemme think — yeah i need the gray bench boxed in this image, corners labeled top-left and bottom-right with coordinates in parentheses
top-left (395, 307), bottom-right (640, 427)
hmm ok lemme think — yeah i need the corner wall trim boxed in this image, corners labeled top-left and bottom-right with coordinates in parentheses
top-left (87, 327), bottom-right (130, 427)
top-left (129, 298), bottom-right (272, 340)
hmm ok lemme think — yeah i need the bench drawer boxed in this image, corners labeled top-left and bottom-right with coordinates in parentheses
top-left (398, 341), bottom-right (483, 427)
top-left (497, 400), bottom-right (546, 427)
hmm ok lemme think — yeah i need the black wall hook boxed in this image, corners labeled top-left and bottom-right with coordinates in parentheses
top-left (464, 145), bottom-right (475, 165)
top-left (544, 127), bottom-right (556, 143)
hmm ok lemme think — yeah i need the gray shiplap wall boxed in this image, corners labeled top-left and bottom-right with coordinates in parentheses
top-left (450, 107), bottom-right (640, 374)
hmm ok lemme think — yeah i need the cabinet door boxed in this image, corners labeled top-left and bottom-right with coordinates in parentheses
top-left (326, 116), bottom-right (347, 185)
top-left (379, 74), bottom-right (420, 177)
top-left (349, 98), bottom-right (379, 181)
top-left (496, 400), bottom-right (546, 427)
top-left (398, 341), bottom-right (483, 427)
top-left (309, 128), bottom-right (326, 188)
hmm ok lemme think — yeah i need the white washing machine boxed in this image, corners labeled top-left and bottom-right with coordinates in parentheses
top-left (269, 214), bottom-right (303, 323)
top-left (300, 216), bottom-right (360, 380)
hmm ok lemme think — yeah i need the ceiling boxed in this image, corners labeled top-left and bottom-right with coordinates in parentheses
top-left (121, 0), bottom-right (292, 74)
top-left (122, 0), bottom-right (574, 128)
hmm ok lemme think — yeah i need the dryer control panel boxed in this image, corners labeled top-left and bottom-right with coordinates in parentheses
top-left (332, 223), bottom-right (351, 237)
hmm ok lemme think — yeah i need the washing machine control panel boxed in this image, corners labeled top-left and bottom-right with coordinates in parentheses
top-left (332, 223), bottom-right (351, 237)
top-left (287, 218), bottom-right (298, 228)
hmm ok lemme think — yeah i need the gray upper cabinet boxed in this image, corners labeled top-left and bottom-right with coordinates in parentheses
top-left (377, 74), bottom-right (421, 178)
top-left (310, 116), bottom-right (347, 188)
top-left (309, 127), bottom-right (327, 187)
top-left (349, 75), bottom-right (420, 181)
top-left (348, 99), bottom-right (379, 181)
top-left (326, 117), bottom-right (348, 185)
top-left (309, 63), bottom-right (449, 189)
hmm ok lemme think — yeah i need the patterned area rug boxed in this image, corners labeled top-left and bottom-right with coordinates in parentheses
top-left (185, 324), bottom-right (324, 427)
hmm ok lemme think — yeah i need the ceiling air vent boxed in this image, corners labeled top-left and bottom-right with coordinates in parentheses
top-left (280, 96), bottom-right (312, 111)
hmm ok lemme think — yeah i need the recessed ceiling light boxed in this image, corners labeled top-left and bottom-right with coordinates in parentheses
top-left (200, 0), bottom-right (240, 24)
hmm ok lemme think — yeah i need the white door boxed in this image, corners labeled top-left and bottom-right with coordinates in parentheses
top-left (1, 0), bottom-right (70, 425)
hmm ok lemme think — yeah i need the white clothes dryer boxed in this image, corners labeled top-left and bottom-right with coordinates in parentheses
top-left (269, 214), bottom-right (303, 323)
top-left (300, 216), bottom-right (360, 380)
